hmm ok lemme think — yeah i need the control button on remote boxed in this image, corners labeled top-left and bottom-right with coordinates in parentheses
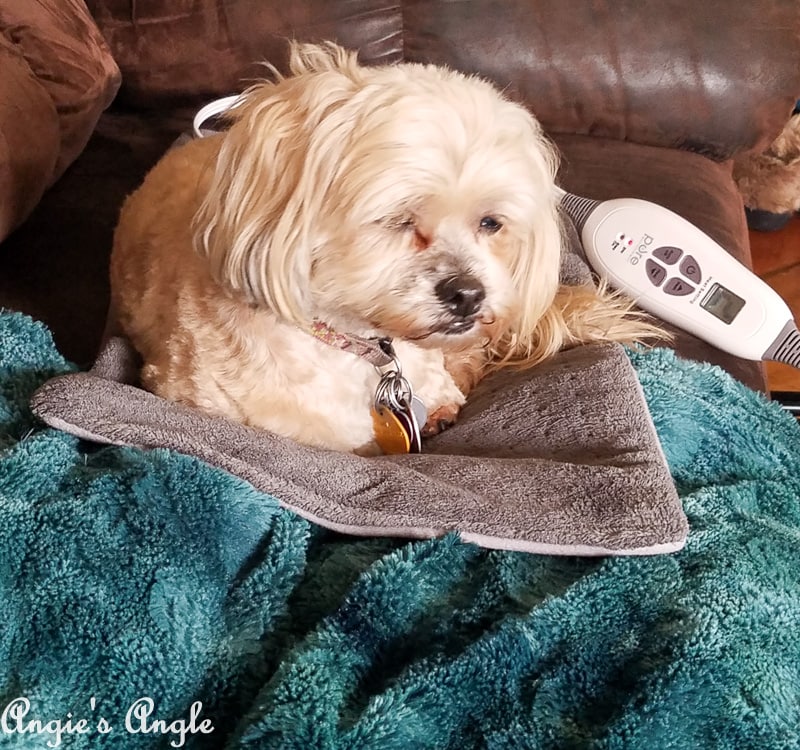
top-left (679, 255), bottom-right (702, 283)
top-left (652, 246), bottom-right (683, 265)
top-left (663, 277), bottom-right (695, 296)
top-left (645, 259), bottom-right (667, 286)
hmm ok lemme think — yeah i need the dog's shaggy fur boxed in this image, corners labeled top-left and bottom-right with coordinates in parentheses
top-left (111, 42), bottom-right (652, 454)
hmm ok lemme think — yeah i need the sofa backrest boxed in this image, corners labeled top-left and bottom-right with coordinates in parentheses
top-left (87, 0), bottom-right (800, 161)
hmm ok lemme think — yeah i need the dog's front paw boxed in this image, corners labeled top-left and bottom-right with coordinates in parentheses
top-left (421, 403), bottom-right (461, 437)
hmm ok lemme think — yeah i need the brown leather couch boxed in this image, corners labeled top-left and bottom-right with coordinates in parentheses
top-left (2, 0), bottom-right (799, 392)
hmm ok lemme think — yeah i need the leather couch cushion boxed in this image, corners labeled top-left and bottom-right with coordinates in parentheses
top-left (86, 0), bottom-right (800, 162)
top-left (86, 0), bottom-right (402, 106)
top-left (402, 0), bottom-right (800, 160)
top-left (0, 0), bottom-right (120, 242)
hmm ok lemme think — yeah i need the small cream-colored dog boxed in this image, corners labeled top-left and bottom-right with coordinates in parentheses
top-left (111, 42), bottom-right (650, 454)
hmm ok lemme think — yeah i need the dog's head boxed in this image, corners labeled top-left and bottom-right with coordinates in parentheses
top-left (195, 42), bottom-right (563, 351)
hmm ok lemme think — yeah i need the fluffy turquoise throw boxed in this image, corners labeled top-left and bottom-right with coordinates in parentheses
top-left (1, 311), bottom-right (799, 749)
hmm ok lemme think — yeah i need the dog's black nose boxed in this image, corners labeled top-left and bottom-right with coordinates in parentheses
top-left (435, 274), bottom-right (486, 318)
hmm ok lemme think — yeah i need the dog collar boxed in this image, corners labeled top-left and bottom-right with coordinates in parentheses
top-left (309, 320), bottom-right (426, 454)
top-left (308, 320), bottom-right (395, 368)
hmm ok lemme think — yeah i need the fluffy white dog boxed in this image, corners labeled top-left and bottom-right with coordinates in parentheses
top-left (110, 42), bottom-right (651, 454)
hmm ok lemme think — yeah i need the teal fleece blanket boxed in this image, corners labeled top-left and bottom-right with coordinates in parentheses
top-left (1, 310), bottom-right (799, 749)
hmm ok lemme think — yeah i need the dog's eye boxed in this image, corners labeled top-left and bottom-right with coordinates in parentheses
top-left (397, 217), bottom-right (415, 231)
top-left (479, 216), bottom-right (502, 233)
top-left (384, 215), bottom-right (415, 231)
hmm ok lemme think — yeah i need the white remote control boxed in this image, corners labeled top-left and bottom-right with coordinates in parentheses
top-left (558, 190), bottom-right (800, 368)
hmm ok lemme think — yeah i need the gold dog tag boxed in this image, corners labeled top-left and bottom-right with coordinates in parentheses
top-left (371, 405), bottom-right (411, 454)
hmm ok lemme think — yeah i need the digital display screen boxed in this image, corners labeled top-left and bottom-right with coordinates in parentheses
top-left (700, 283), bottom-right (745, 324)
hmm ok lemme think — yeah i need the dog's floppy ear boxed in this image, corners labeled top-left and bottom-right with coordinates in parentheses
top-left (495, 128), bottom-right (662, 366)
top-left (193, 42), bottom-right (362, 323)
top-left (491, 129), bottom-right (564, 364)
